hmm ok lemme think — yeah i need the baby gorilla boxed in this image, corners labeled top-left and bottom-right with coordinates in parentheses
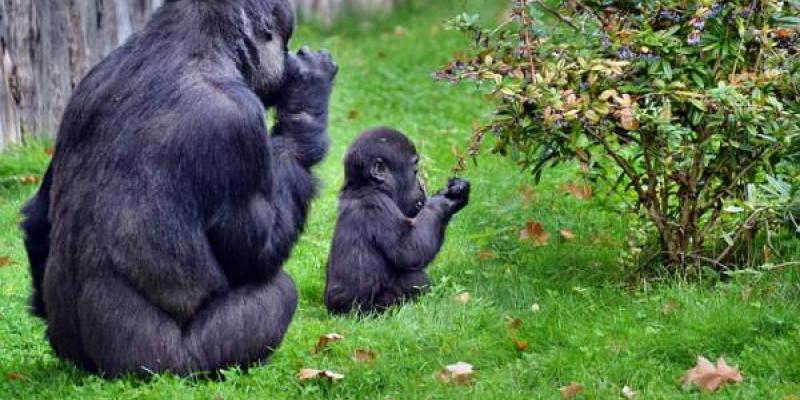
top-left (325, 128), bottom-right (470, 314)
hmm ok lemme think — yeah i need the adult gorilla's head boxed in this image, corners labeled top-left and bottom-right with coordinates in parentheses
top-left (238, 0), bottom-right (296, 102)
top-left (159, 0), bottom-right (296, 103)
top-left (344, 128), bottom-right (428, 217)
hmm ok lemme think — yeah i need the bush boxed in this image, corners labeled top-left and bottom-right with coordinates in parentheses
top-left (438, 0), bottom-right (800, 271)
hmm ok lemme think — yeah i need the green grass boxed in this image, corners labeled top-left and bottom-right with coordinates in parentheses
top-left (1, 1), bottom-right (799, 398)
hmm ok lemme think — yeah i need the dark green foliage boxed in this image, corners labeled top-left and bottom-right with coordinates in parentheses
top-left (439, 0), bottom-right (800, 271)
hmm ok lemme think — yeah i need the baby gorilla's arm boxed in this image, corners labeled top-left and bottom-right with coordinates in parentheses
top-left (378, 179), bottom-right (470, 271)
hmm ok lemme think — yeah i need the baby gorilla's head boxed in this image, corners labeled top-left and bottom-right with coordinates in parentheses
top-left (344, 127), bottom-right (427, 217)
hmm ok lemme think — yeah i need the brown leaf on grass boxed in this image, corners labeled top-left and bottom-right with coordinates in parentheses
top-left (681, 356), bottom-right (743, 393)
top-left (6, 372), bottom-right (23, 381)
top-left (19, 175), bottom-right (41, 185)
top-left (505, 317), bottom-right (528, 352)
top-left (44, 148), bottom-right (54, 157)
top-left (351, 349), bottom-right (377, 363)
top-left (560, 382), bottom-right (584, 399)
top-left (314, 333), bottom-right (345, 353)
top-left (454, 292), bottom-right (471, 304)
top-left (0, 257), bottom-right (12, 268)
top-left (563, 182), bottom-right (592, 200)
top-left (512, 338), bottom-right (529, 352)
top-left (393, 26), bottom-right (408, 37)
top-left (297, 368), bottom-right (344, 382)
top-left (476, 250), bottom-right (495, 261)
top-left (519, 220), bottom-right (550, 247)
top-left (560, 229), bottom-right (576, 241)
top-left (347, 110), bottom-right (360, 120)
top-left (437, 362), bottom-right (474, 385)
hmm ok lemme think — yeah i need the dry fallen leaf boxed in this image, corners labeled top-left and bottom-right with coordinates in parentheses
top-left (6, 372), bottom-right (23, 381)
top-left (347, 110), bottom-right (360, 120)
top-left (505, 317), bottom-right (528, 352)
top-left (454, 292), bottom-right (471, 305)
top-left (519, 220), bottom-right (550, 247)
top-left (681, 356), bottom-right (743, 393)
top-left (512, 338), bottom-right (529, 352)
top-left (0, 257), bottom-right (12, 268)
top-left (621, 385), bottom-right (638, 399)
top-left (563, 182), bottom-right (592, 200)
top-left (560, 229), bottom-right (576, 241)
top-left (476, 250), bottom-right (495, 261)
top-left (314, 333), bottom-right (345, 353)
top-left (394, 26), bottom-right (408, 37)
top-left (560, 382), bottom-right (584, 399)
top-left (437, 362), bottom-right (474, 385)
top-left (351, 349), bottom-right (376, 363)
top-left (19, 175), bottom-right (41, 185)
top-left (44, 148), bottom-right (54, 157)
top-left (297, 368), bottom-right (344, 382)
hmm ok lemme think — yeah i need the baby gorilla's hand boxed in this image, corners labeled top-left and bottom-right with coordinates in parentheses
top-left (442, 178), bottom-right (470, 214)
top-left (278, 47), bottom-right (338, 116)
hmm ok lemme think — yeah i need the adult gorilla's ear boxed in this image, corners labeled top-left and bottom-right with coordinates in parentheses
top-left (370, 158), bottom-right (388, 183)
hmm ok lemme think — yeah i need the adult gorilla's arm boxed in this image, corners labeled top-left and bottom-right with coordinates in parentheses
top-left (20, 165), bottom-right (53, 318)
top-left (207, 50), bottom-right (335, 285)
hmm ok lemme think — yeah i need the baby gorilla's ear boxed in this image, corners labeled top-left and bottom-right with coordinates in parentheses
top-left (370, 158), bottom-right (388, 182)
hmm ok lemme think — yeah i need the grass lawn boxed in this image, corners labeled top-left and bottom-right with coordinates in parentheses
top-left (1, 1), bottom-right (799, 398)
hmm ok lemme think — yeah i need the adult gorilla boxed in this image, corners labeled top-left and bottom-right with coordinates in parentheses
top-left (20, 0), bottom-right (335, 377)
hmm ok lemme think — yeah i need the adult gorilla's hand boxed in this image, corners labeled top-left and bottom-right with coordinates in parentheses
top-left (278, 47), bottom-right (338, 117)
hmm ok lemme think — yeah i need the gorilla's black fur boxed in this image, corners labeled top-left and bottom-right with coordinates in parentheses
top-left (324, 128), bottom-right (470, 314)
top-left (20, 0), bottom-right (336, 377)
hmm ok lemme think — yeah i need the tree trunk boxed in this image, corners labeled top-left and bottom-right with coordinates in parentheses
top-left (0, 0), bottom-right (163, 149)
top-left (0, 0), bottom-right (394, 149)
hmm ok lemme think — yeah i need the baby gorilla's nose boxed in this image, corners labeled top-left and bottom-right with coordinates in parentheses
top-left (415, 200), bottom-right (425, 210)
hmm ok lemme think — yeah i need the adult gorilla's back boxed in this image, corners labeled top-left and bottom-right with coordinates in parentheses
top-left (20, 0), bottom-right (335, 377)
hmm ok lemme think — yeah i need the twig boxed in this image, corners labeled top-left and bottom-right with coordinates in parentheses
top-left (519, 0), bottom-right (538, 81)
top-left (714, 209), bottom-right (762, 264)
top-left (679, 252), bottom-right (732, 271)
top-left (532, 0), bottom-right (580, 32)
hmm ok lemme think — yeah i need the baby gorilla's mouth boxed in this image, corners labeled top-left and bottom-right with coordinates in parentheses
top-left (415, 200), bottom-right (425, 211)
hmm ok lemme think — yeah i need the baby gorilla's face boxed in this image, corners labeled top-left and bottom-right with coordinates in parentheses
top-left (399, 155), bottom-right (427, 218)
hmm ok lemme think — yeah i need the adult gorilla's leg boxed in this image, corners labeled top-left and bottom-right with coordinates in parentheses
top-left (20, 165), bottom-right (53, 318)
top-left (76, 271), bottom-right (297, 377)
